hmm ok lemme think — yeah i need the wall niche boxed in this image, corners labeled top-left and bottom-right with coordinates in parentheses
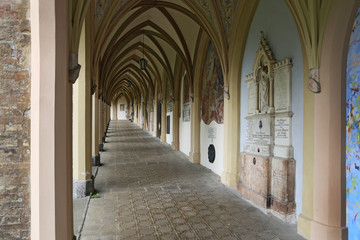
top-left (239, 32), bottom-right (295, 220)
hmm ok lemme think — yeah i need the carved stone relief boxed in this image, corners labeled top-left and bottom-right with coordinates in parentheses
top-left (239, 32), bottom-right (295, 220)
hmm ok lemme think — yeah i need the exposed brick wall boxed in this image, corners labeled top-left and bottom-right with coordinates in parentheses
top-left (0, 1), bottom-right (31, 239)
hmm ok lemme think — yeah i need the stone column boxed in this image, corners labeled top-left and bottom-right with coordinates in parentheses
top-left (172, 99), bottom-right (180, 150)
top-left (30, 0), bottom-right (74, 237)
top-left (72, 21), bottom-right (93, 198)
top-left (309, 1), bottom-right (356, 238)
top-left (138, 100), bottom-right (141, 126)
top-left (98, 99), bottom-right (104, 151)
top-left (104, 103), bottom-right (108, 134)
top-left (140, 101), bottom-right (143, 128)
top-left (134, 102), bottom-right (138, 124)
top-left (222, 84), bottom-right (241, 187)
top-left (161, 98), bottom-right (167, 142)
top-left (92, 89), bottom-right (100, 166)
top-left (108, 104), bottom-right (110, 123)
top-left (153, 91), bottom-right (158, 137)
top-left (113, 101), bottom-right (117, 120)
top-left (189, 96), bottom-right (200, 164)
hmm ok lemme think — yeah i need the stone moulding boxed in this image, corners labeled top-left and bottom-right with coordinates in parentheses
top-left (245, 73), bottom-right (255, 82)
top-left (273, 58), bottom-right (292, 69)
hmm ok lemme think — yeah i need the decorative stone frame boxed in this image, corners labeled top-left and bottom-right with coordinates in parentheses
top-left (239, 32), bottom-right (295, 221)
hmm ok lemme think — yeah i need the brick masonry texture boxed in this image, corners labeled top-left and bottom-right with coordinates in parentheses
top-left (0, 1), bottom-right (31, 239)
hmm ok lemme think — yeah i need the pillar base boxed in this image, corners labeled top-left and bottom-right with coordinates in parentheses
top-left (92, 155), bottom-right (100, 166)
top-left (99, 143), bottom-right (104, 152)
top-left (311, 219), bottom-right (348, 240)
top-left (297, 214), bottom-right (312, 239)
top-left (221, 170), bottom-right (237, 187)
top-left (189, 151), bottom-right (200, 164)
top-left (73, 178), bottom-right (94, 198)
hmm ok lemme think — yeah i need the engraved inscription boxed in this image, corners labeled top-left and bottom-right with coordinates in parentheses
top-left (275, 71), bottom-right (288, 110)
top-left (275, 118), bottom-right (289, 140)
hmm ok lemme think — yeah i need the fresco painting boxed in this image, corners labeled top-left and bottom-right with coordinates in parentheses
top-left (347, 8), bottom-right (360, 240)
top-left (201, 42), bottom-right (224, 124)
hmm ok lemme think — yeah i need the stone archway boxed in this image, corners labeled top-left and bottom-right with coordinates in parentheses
top-left (311, 1), bottom-right (360, 239)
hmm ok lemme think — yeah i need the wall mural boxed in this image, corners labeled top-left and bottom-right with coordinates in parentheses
top-left (201, 42), bottom-right (224, 125)
top-left (347, 8), bottom-right (360, 240)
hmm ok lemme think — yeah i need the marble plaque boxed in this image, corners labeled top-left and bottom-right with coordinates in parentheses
top-left (252, 117), bottom-right (271, 145)
top-left (246, 118), bottom-right (254, 142)
top-left (275, 117), bottom-right (291, 146)
top-left (274, 59), bottom-right (292, 112)
top-left (183, 102), bottom-right (191, 122)
top-left (246, 75), bottom-right (257, 115)
top-left (208, 127), bottom-right (216, 138)
top-left (167, 101), bottom-right (173, 112)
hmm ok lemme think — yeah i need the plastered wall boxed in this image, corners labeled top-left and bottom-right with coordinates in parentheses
top-left (117, 97), bottom-right (127, 120)
top-left (200, 121), bottom-right (224, 176)
top-left (179, 77), bottom-right (191, 156)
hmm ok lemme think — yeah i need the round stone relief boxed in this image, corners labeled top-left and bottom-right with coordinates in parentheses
top-left (208, 144), bottom-right (216, 163)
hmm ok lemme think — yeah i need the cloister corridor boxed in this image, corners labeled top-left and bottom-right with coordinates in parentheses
top-left (74, 120), bottom-right (304, 240)
top-left (3, 0), bottom-right (360, 239)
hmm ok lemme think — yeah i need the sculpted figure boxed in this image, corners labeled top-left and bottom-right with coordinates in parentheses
top-left (259, 66), bottom-right (269, 113)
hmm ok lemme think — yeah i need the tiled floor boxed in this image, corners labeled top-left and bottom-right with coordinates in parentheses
top-left (80, 120), bottom-right (305, 240)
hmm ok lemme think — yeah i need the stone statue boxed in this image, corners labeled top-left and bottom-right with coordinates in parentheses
top-left (259, 66), bottom-right (269, 113)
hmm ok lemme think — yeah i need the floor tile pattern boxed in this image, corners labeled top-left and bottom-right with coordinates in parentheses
top-left (80, 120), bottom-right (304, 240)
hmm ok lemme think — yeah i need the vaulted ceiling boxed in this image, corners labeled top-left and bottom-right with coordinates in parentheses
top-left (91, 0), bottom-right (242, 105)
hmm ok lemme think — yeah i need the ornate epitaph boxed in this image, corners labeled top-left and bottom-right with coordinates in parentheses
top-left (239, 32), bottom-right (295, 220)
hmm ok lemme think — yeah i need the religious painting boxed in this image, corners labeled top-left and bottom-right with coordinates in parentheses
top-left (346, 8), bottom-right (360, 239)
top-left (201, 42), bottom-right (224, 124)
top-left (120, 104), bottom-right (124, 111)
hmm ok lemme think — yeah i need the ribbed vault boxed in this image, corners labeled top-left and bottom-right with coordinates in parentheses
top-left (91, 0), bottom-right (242, 106)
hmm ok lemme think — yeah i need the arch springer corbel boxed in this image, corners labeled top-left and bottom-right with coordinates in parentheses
top-left (69, 53), bottom-right (81, 84)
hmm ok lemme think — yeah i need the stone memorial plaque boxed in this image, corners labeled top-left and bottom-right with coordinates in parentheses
top-left (275, 117), bottom-right (290, 145)
top-left (246, 75), bottom-right (257, 115)
top-left (274, 59), bottom-right (292, 112)
top-left (167, 101), bottom-right (173, 112)
top-left (252, 118), bottom-right (271, 145)
top-left (241, 33), bottom-right (295, 216)
top-left (246, 118), bottom-right (254, 142)
top-left (183, 102), bottom-right (191, 122)
top-left (208, 127), bottom-right (216, 138)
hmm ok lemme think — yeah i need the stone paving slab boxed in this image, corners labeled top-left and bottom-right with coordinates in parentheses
top-left (73, 197), bottom-right (89, 237)
top-left (80, 120), bottom-right (305, 240)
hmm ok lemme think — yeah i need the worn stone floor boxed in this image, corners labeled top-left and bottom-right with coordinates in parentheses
top-left (80, 120), bottom-right (305, 240)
